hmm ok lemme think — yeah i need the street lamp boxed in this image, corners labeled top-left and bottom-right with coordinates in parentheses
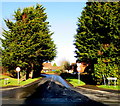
top-left (16, 67), bottom-right (21, 84)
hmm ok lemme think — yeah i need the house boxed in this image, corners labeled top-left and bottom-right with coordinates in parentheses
top-left (42, 63), bottom-right (52, 72)
top-left (42, 63), bottom-right (60, 72)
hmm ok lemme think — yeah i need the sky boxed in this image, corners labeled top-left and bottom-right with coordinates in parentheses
top-left (1, 2), bottom-right (86, 66)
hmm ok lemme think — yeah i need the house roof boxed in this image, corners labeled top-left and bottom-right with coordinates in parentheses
top-left (43, 63), bottom-right (60, 70)
top-left (43, 63), bottom-right (52, 67)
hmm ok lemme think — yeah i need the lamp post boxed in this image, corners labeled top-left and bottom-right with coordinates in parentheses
top-left (16, 67), bottom-right (21, 84)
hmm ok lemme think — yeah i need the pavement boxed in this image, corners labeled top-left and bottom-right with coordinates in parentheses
top-left (74, 85), bottom-right (120, 106)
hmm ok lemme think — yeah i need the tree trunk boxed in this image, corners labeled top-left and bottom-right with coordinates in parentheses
top-left (32, 63), bottom-right (43, 78)
top-left (26, 67), bottom-right (31, 80)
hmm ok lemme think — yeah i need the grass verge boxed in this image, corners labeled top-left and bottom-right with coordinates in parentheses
top-left (0, 74), bottom-right (42, 87)
top-left (66, 77), bottom-right (120, 90)
top-left (97, 85), bottom-right (120, 90)
top-left (66, 78), bottom-right (85, 87)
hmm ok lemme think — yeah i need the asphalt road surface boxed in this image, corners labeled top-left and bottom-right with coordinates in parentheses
top-left (22, 80), bottom-right (106, 106)
top-left (1, 74), bottom-right (115, 106)
top-left (2, 80), bottom-right (106, 106)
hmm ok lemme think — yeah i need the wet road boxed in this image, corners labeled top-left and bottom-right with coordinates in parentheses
top-left (2, 74), bottom-right (107, 105)
top-left (23, 80), bottom-right (105, 105)
top-left (41, 74), bottom-right (72, 88)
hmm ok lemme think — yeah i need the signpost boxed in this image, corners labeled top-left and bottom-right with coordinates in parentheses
top-left (77, 63), bottom-right (81, 84)
top-left (16, 67), bottom-right (21, 84)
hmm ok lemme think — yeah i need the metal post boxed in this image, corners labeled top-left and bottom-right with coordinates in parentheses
top-left (16, 67), bottom-right (21, 84)
top-left (77, 62), bottom-right (81, 84)
top-left (103, 75), bottom-right (106, 85)
top-left (78, 72), bottom-right (80, 84)
top-left (108, 80), bottom-right (110, 86)
top-left (18, 72), bottom-right (20, 84)
top-left (114, 80), bottom-right (116, 86)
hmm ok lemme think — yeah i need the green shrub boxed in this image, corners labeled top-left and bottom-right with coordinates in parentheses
top-left (52, 69), bottom-right (62, 75)
top-left (92, 59), bottom-right (119, 85)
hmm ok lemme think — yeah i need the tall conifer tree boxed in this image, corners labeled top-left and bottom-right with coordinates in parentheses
top-left (1, 4), bottom-right (57, 78)
top-left (74, 2), bottom-right (119, 63)
top-left (74, 2), bottom-right (119, 83)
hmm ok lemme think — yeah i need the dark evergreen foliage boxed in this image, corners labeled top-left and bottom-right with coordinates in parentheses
top-left (1, 4), bottom-right (57, 78)
top-left (74, 2), bottom-right (119, 84)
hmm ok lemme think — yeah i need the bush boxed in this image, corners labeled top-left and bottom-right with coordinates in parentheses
top-left (54, 69), bottom-right (62, 74)
top-left (92, 59), bottom-right (119, 85)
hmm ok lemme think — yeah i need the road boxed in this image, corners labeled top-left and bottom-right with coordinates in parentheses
top-left (1, 74), bottom-right (119, 105)
top-left (23, 80), bottom-right (106, 105)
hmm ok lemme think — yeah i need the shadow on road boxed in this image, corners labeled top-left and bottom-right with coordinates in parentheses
top-left (21, 80), bottom-right (107, 106)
